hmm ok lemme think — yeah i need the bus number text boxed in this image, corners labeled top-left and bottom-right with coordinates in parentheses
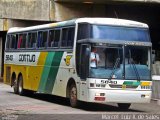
top-left (5, 55), bottom-right (13, 61)
top-left (101, 80), bottom-right (117, 84)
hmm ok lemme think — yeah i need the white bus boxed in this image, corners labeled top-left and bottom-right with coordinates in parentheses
top-left (4, 18), bottom-right (152, 109)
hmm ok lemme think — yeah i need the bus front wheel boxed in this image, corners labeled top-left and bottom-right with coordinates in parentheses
top-left (118, 103), bottom-right (131, 110)
top-left (69, 83), bottom-right (78, 108)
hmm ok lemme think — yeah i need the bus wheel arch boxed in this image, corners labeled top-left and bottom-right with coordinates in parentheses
top-left (66, 78), bottom-right (79, 107)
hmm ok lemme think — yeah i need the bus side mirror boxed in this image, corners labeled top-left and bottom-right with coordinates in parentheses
top-left (80, 46), bottom-right (90, 80)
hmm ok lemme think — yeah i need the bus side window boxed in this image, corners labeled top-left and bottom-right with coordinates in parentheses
top-left (22, 34), bottom-right (27, 48)
top-left (28, 33), bottom-right (32, 48)
top-left (53, 30), bottom-right (60, 47)
top-left (43, 31), bottom-right (48, 48)
top-left (48, 29), bottom-right (61, 48)
top-left (18, 35), bottom-right (23, 48)
top-left (77, 24), bottom-right (90, 40)
top-left (48, 30), bottom-right (54, 47)
top-left (27, 32), bottom-right (37, 49)
top-left (6, 35), bottom-right (10, 49)
top-left (18, 34), bottom-right (27, 48)
top-left (61, 27), bottom-right (75, 48)
top-left (61, 28), bottom-right (68, 47)
top-left (38, 31), bottom-right (48, 48)
top-left (10, 34), bottom-right (18, 49)
top-left (68, 27), bottom-right (75, 47)
top-left (38, 32), bottom-right (42, 48)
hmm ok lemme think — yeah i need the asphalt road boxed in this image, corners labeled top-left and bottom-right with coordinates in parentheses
top-left (0, 83), bottom-right (160, 120)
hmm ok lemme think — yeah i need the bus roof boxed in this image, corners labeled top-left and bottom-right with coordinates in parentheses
top-left (7, 18), bottom-right (148, 34)
top-left (76, 18), bottom-right (148, 28)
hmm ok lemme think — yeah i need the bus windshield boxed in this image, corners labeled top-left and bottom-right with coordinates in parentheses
top-left (90, 46), bottom-right (123, 79)
top-left (124, 46), bottom-right (151, 80)
top-left (89, 45), bottom-right (151, 81)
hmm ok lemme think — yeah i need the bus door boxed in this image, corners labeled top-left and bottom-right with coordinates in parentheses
top-left (79, 44), bottom-right (90, 101)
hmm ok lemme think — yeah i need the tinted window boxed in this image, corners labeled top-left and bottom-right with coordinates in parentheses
top-left (77, 24), bottom-right (90, 40)
top-left (48, 30), bottom-right (54, 47)
top-left (92, 25), bottom-right (150, 42)
top-left (10, 34), bottom-right (18, 49)
top-left (61, 27), bottom-right (75, 47)
top-left (38, 31), bottom-right (48, 48)
top-left (77, 24), bottom-right (150, 42)
top-left (27, 32), bottom-right (37, 48)
top-left (48, 29), bottom-right (60, 48)
top-left (18, 34), bottom-right (27, 48)
top-left (6, 35), bottom-right (10, 49)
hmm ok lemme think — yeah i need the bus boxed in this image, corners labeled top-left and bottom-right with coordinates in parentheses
top-left (4, 18), bottom-right (152, 109)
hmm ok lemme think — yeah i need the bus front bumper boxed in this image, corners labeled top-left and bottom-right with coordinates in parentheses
top-left (87, 89), bottom-right (152, 103)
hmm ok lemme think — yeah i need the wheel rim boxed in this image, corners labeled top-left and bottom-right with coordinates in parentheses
top-left (70, 86), bottom-right (77, 105)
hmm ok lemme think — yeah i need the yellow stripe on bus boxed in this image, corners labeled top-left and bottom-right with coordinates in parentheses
top-left (29, 52), bottom-right (48, 91)
top-left (37, 52), bottom-right (48, 65)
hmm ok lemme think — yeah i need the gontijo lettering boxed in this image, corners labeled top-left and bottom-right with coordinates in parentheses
top-left (19, 54), bottom-right (35, 62)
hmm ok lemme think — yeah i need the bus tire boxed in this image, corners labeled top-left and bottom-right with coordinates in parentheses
top-left (69, 83), bottom-right (78, 108)
top-left (17, 75), bottom-right (25, 96)
top-left (118, 103), bottom-right (131, 110)
top-left (11, 73), bottom-right (18, 94)
top-left (13, 80), bottom-right (18, 94)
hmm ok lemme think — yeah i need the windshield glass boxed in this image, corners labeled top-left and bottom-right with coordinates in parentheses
top-left (89, 45), bottom-right (123, 79)
top-left (124, 46), bottom-right (151, 80)
top-left (89, 45), bottom-right (151, 81)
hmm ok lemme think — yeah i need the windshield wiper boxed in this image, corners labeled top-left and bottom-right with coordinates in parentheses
top-left (129, 50), bottom-right (140, 81)
top-left (108, 57), bottom-right (120, 80)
